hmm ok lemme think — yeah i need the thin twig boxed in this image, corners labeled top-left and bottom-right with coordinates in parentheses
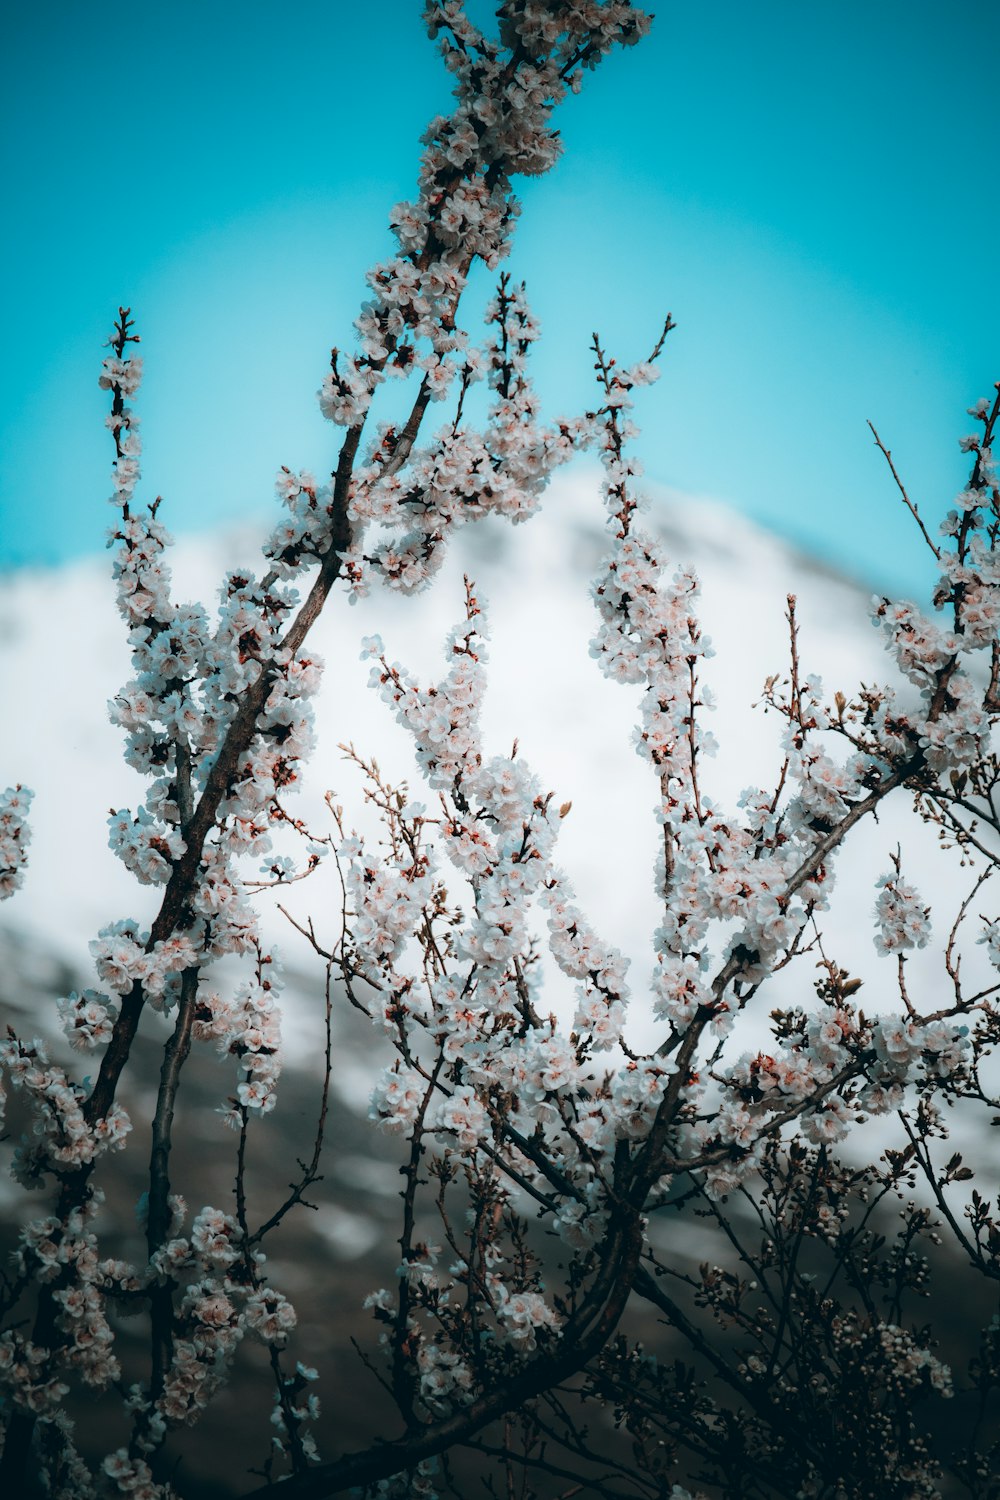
top-left (867, 420), bottom-right (941, 559)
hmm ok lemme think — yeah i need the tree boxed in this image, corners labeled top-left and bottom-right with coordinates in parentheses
top-left (2, 3), bottom-right (1000, 1497)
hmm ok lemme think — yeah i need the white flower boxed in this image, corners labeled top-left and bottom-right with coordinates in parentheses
top-left (874, 871), bottom-right (930, 955)
top-left (496, 1287), bottom-right (560, 1351)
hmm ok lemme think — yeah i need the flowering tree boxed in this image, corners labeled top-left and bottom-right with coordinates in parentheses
top-left (2, 3), bottom-right (1000, 1497)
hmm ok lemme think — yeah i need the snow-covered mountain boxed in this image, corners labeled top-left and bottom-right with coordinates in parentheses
top-left (0, 467), bottom-right (972, 1059)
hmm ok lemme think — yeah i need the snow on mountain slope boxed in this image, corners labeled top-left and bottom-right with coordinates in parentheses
top-left (0, 468), bottom-right (980, 1066)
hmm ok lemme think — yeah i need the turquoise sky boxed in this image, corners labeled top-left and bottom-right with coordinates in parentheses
top-left (1, 1), bottom-right (997, 594)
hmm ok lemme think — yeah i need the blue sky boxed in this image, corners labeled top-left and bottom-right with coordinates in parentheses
top-left (1, 0), bottom-right (997, 594)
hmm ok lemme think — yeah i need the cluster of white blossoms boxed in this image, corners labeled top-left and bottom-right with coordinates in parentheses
top-left (0, 784), bottom-right (33, 899)
top-left (589, 367), bottom-right (851, 1025)
top-left (873, 865), bottom-right (932, 954)
top-left (217, 961), bottom-right (285, 1121)
top-left (350, 590), bottom-right (643, 1187)
top-left (867, 400), bottom-right (998, 776)
top-left (876, 1322), bottom-right (954, 1397)
top-left (324, 0), bottom-right (652, 604)
top-left (336, 354), bottom-right (1000, 1496)
top-left (0, 309), bottom-right (322, 1497)
top-left (341, 276), bottom-right (593, 598)
top-left (692, 999), bottom-right (973, 1200)
top-left (0, 9), bottom-right (672, 1492)
top-left (89, 919), bottom-right (200, 1011)
top-left (495, 1287), bottom-right (561, 1351)
top-left (97, 316), bottom-right (324, 913)
top-left (56, 989), bottom-right (120, 1052)
top-left (344, 364), bottom-right (1000, 1361)
top-left (0, 1035), bottom-right (131, 1183)
top-left (415, 1339), bottom-right (474, 1410)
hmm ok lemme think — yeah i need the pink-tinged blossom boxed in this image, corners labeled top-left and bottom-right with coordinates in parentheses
top-left (495, 1288), bottom-right (560, 1351)
top-left (318, 360), bottom-right (378, 427)
top-left (98, 354), bottom-right (143, 398)
top-left (802, 1094), bottom-right (851, 1145)
top-left (216, 961), bottom-right (283, 1116)
top-left (0, 1330), bottom-right (71, 1416)
top-left (919, 669), bottom-right (991, 770)
top-left (787, 745), bottom-right (859, 824)
top-left (610, 1062), bottom-right (670, 1141)
top-left (370, 1063), bottom-right (428, 1133)
top-left (434, 1085), bottom-right (489, 1152)
top-left (652, 953), bottom-right (710, 1028)
top-left (57, 991), bottom-right (119, 1052)
top-left (417, 1342), bottom-right (474, 1409)
top-left (543, 878), bottom-right (631, 1046)
top-left (0, 1035), bottom-right (131, 1177)
top-left (877, 1324), bottom-right (953, 1396)
top-left (107, 806), bottom-right (186, 886)
top-left (243, 1288), bottom-right (297, 1346)
top-left (341, 834), bottom-right (437, 994)
top-left (874, 870), bottom-right (931, 955)
top-left (873, 1017), bottom-right (926, 1071)
top-left (553, 1198), bottom-right (608, 1249)
top-left (190, 1208), bottom-right (241, 1270)
top-left (872, 597), bottom-right (958, 684)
